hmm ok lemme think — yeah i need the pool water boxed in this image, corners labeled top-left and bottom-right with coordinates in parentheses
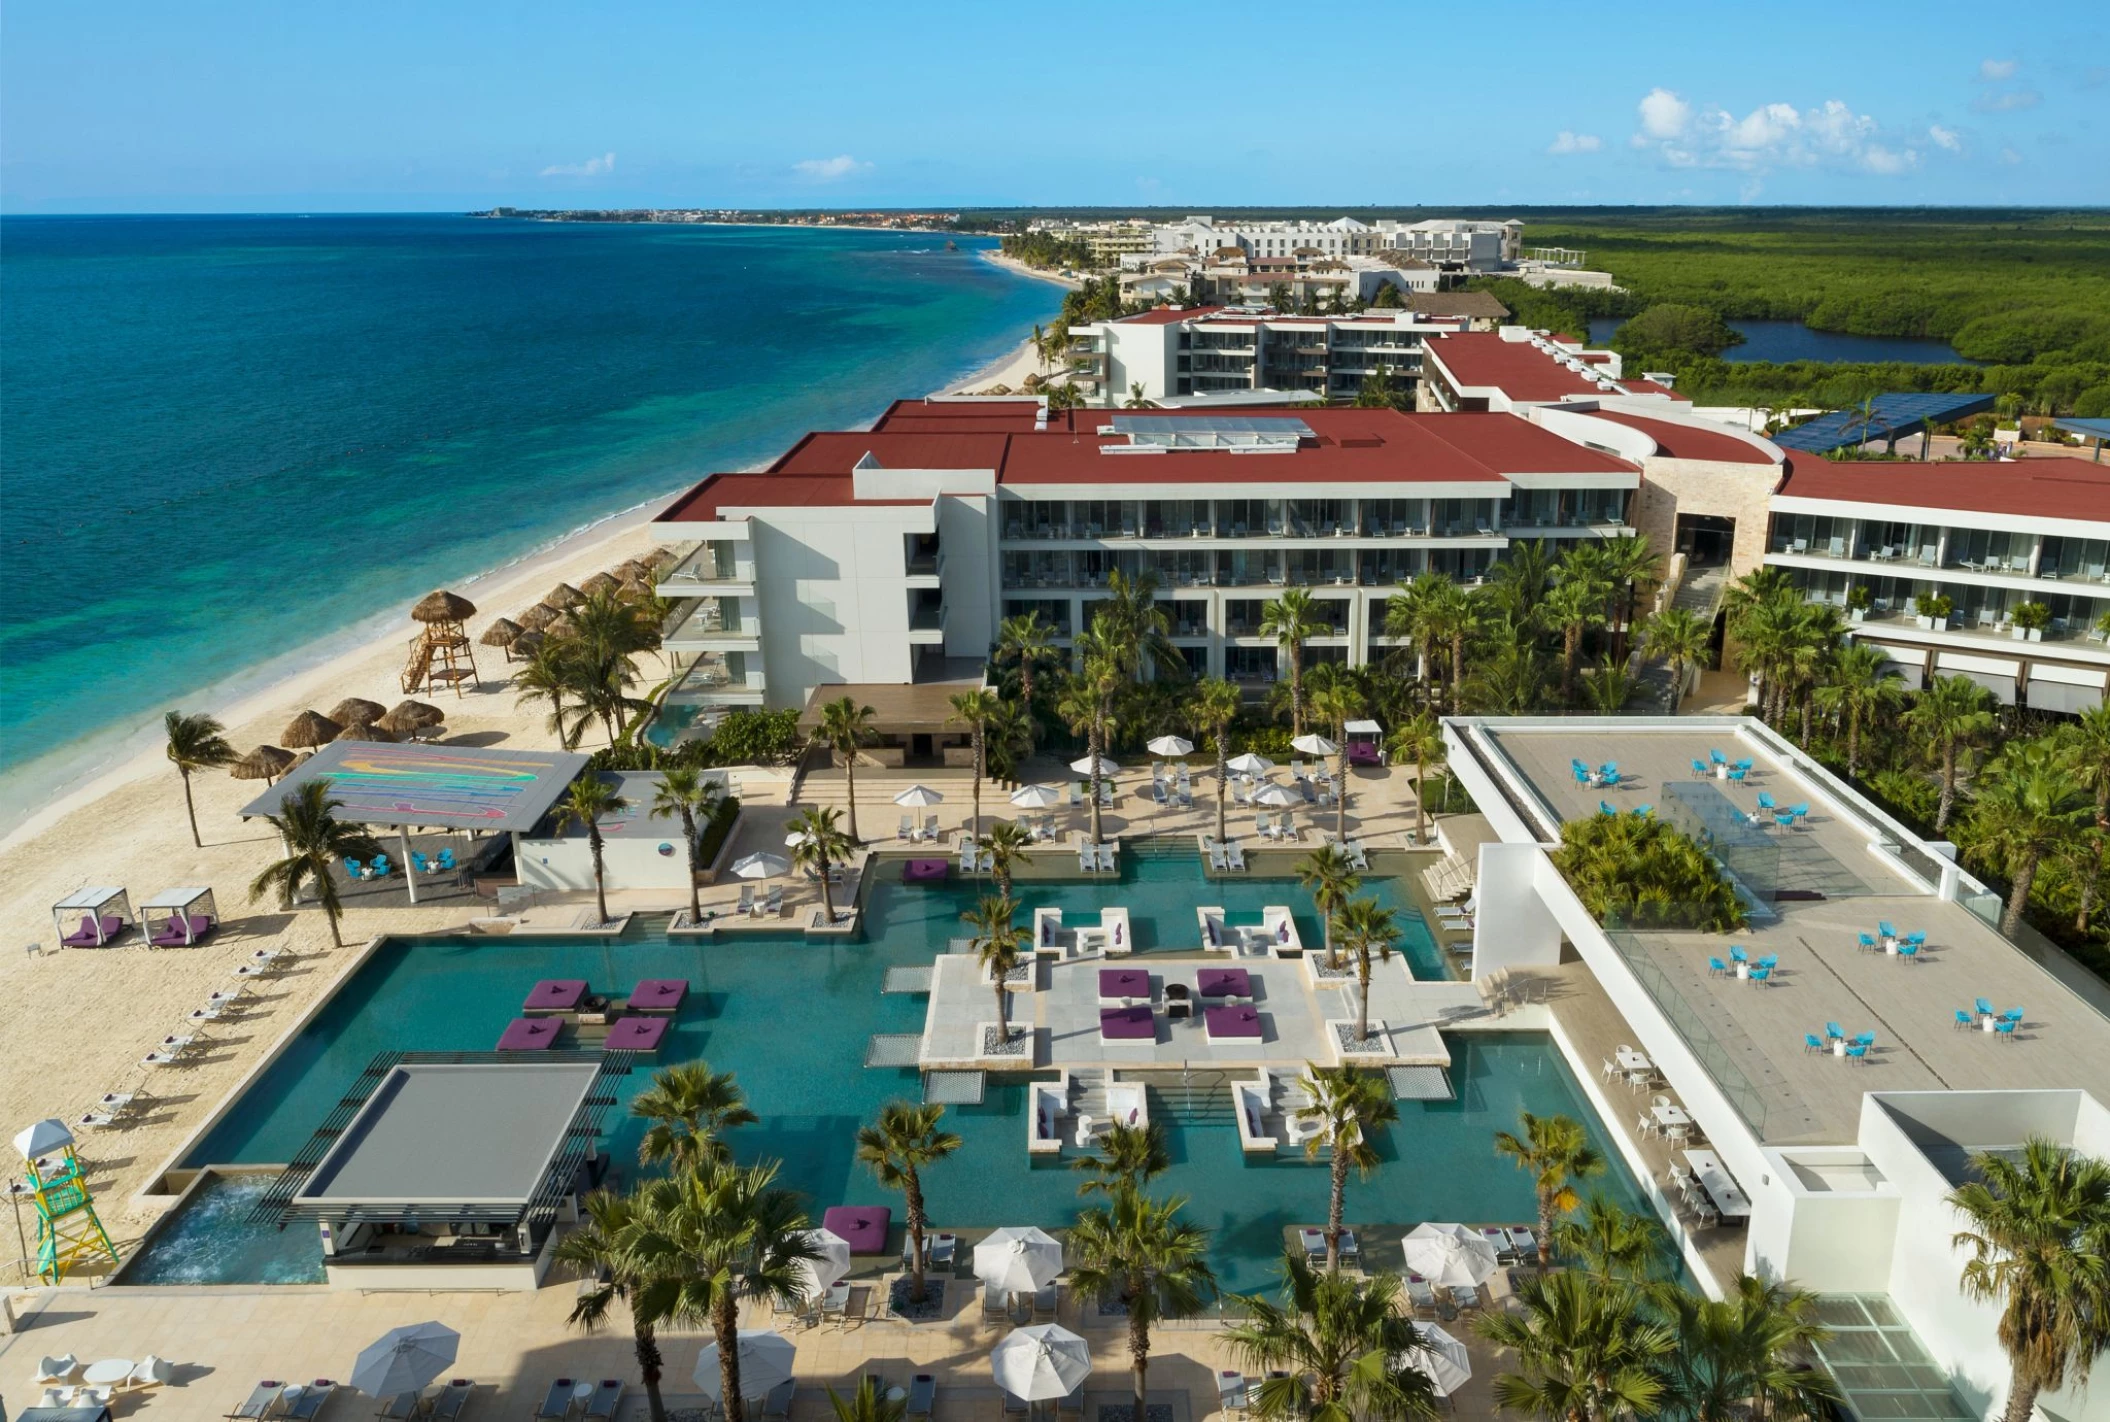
top-left (119, 1172), bottom-right (327, 1285)
top-left (160, 857), bottom-right (1644, 1293)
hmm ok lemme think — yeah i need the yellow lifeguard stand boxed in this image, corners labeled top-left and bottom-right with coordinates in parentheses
top-left (13, 1118), bottom-right (119, 1282)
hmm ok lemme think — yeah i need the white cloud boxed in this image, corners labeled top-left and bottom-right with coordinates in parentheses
top-left (1547, 130), bottom-right (1602, 154)
top-left (1628, 91), bottom-right (1919, 175)
top-left (792, 155), bottom-right (871, 181)
top-left (2000, 146), bottom-right (2024, 165)
top-left (1974, 87), bottom-right (2041, 113)
top-left (1928, 124), bottom-right (1963, 152)
top-left (1979, 58), bottom-right (2018, 80)
top-left (539, 152), bottom-right (615, 178)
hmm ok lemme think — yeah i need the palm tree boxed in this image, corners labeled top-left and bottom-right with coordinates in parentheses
top-left (1583, 654), bottom-right (1635, 715)
top-left (1948, 1136), bottom-right (2110, 1422)
top-left (1479, 1268), bottom-right (1674, 1422)
top-left (1189, 676), bottom-right (1243, 842)
top-left (979, 819), bottom-right (1033, 896)
top-left (652, 767), bottom-right (723, 927)
top-left (1908, 675), bottom-right (1999, 832)
top-left (1125, 381), bottom-right (1150, 408)
top-left (1055, 653), bottom-right (1120, 845)
top-left (1659, 1275), bottom-right (1839, 1422)
top-left (995, 612), bottom-right (1058, 723)
top-left (962, 894), bottom-right (1026, 1042)
top-left (1297, 845), bottom-right (1362, 966)
top-left (554, 1187), bottom-right (678, 1422)
top-left (1970, 747), bottom-right (2092, 936)
top-left (1387, 711), bottom-right (1444, 846)
top-left (949, 688), bottom-right (1001, 842)
top-left (1813, 642), bottom-right (1904, 778)
top-left (513, 639), bottom-right (594, 748)
top-left (1540, 579), bottom-right (1607, 706)
top-left (1310, 678), bottom-right (1362, 840)
top-left (1641, 608), bottom-right (1714, 714)
top-left (1549, 1195), bottom-right (1666, 1281)
top-left (1259, 587), bottom-right (1320, 734)
top-left (788, 805), bottom-right (854, 923)
top-left (1384, 572), bottom-right (1449, 693)
top-left (812, 696), bottom-right (877, 842)
top-left (1487, 538), bottom-right (1555, 623)
top-left (164, 710), bottom-right (236, 848)
top-left (826, 1380), bottom-right (906, 1422)
top-left (855, 1102), bottom-right (962, 1304)
top-left (1068, 1188), bottom-right (1217, 1411)
top-left (1332, 898), bottom-right (1396, 1045)
top-left (553, 774), bottom-right (632, 926)
top-left (632, 1060), bottom-right (757, 1171)
top-left (1228, 1252), bottom-right (1439, 1422)
top-left (1093, 569), bottom-right (1179, 679)
top-left (248, 778), bottom-right (381, 949)
top-left (1297, 1064), bottom-right (1396, 1271)
top-left (1493, 1111), bottom-right (1605, 1269)
top-left (1414, 578), bottom-right (1480, 715)
top-left (1072, 1120), bottom-right (1170, 1197)
top-left (1601, 534), bottom-right (1659, 662)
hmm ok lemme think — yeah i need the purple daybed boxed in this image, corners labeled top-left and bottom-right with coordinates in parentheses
top-left (497, 1017), bottom-right (561, 1052)
top-left (61, 915), bottom-right (126, 948)
top-left (150, 913), bottom-right (216, 947)
top-left (903, 858), bottom-right (949, 884)
top-left (1204, 1004), bottom-right (1264, 1043)
top-left (1099, 1005), bottom-right (1157, 1041)
top-left (627, 979), bottom-right (688, 1014)
top-left (822, 1205), bottom-right (891, 1255)
top-left (1196, 967), bottom-right (1251, 1000)
top-left (605, 1016), bottom-right (670, 1052)
top-left (1098, 967), bottom-right (1150, 1002)
top-left (523, 979), bottom-right (589, 1015)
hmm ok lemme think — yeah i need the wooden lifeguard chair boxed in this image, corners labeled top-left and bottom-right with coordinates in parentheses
top-left (403, 589), bottom-right (480, 698)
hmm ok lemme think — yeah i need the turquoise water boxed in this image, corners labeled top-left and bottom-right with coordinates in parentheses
top-left (118, 1172), bottom-right (327, 1285)
top-left (0, 215), bottom-right (1055, 813)
top-left (166, 858), bottom-right (1641, 1292)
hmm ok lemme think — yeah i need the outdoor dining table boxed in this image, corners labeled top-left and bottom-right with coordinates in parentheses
top-left (1682, 1149), bottom-right (1751, 1219)
top-left (1616, 1049), bottom-right (1651, 1074)
top-left (1652, 1103), bottom-right (1691, 1131)
top-left (80, 1361), bottom-right (132, 1388)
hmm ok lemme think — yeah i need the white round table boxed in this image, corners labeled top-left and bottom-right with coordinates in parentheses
top-left (575, 1381), bottom-right (596, 1406)
top-left (888, 1388), bottom-right (909, 1404)
top-left (82, 1359), bottom-right (134, 1387)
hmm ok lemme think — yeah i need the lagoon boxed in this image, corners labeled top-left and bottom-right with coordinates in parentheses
top-left (1588, 317), bottom-right (1974, 365)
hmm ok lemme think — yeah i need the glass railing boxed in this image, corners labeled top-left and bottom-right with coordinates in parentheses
top-left (1602, 925), bottom-right (1772, 1138)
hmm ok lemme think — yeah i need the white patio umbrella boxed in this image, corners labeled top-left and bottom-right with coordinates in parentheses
top-left (694, 1330), bottom-right (797, 1401)
top-left (1291, 732), bottom-right (1338, 757)
top-left (893, 785), bottom-right (945, 807)
top-left (794, 1227), bottom-right (853, 1299)
top-left (1069, 754), bottom-right (1120, 777)
top-left (1145, 734), bottom-right (1194, 756)
top-left (1251, 782), bottom-right (1298, 807)
top-left (1009, 783), bottom-right (1064, 808)
top-left (990, 1324), bottom-right (1092, 1401)
top-left (784, 830), bottom-right (811, 847)
top-left (1225, 752), bottom-right (1275, 777)
top-left (1401, 1223), bottom-right (1499, 1287)
top-left (974, 1225), bottom-right (1064, 1293)
top-left (1404, 1324), bottom-right (1472, 1397)
top-left (731, 852), bottom-right (790, 880)
top-left (349, 1322), bottom-right (459, 1400)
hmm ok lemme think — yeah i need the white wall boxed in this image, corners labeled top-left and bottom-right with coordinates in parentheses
top-left (938, 492), bottom-right (999, 659)
top-left (517, 834), bottom-right (694, 893)
top-left (746, 504), bottom-right (932, 704)
top-left (1469, 843), bottom-right (1565, 978)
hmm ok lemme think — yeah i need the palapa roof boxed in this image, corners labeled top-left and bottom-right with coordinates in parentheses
top-left (380, 700), bottom-right (446, 735)
top-left (411, 589), bottom-right (477, 624)
top-left (517, 603), bottom-right (560, 632)
top-left (614, 558), bottom-right (652, 581)
top-left (480, 617), bottom-right (525, 647)
top-left (546, 614), bottom-right (578, 639)
top-left (328, 697), bottom-right (388, 726)
top-left (231, 745), bottom-right (296, 781)
top-left (340, 721), bottom-right (397, 742)
top-left (545, 583), bottom-right (584, 609)
top-left (580, 571), bottom-right (620, 596)
top-left (281, 710), bottom-right (343, 750)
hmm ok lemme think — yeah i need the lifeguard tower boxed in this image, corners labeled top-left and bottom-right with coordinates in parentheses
top-left (13, 1118), bottom-right (119, 1282)
top-left (402, 589), bottom-right (480, 699)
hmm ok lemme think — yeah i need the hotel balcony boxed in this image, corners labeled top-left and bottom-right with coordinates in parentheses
top-left (907, 596), bottom-right (947, 645)
top-left (666, 653), bottom-right (766, 708)
top-left (661, 598), bottom-right (759, 656)
top-left (658, 542), bottom-right (755, 596)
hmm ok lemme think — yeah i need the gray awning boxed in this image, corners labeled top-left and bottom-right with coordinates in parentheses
top-left (2026, 679), bottom-right (2103, 714)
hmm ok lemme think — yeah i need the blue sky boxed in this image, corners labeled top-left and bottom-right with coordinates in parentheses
top-left (4, 0), bottom-right (2104, 213)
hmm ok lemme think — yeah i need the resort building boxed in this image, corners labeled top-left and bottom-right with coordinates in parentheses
top-left (1444, 714), bottom-right (2110, 1422)
top-left (1142, 216), bottom-right (1525, 272)
top-left (1066, 306), bottom-right (1462, 404)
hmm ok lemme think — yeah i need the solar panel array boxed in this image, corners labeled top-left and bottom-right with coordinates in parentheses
top-left (1109, 413), bottom-right (1313, 449)
top-left (1771, 393), bottom-right (1996, 454)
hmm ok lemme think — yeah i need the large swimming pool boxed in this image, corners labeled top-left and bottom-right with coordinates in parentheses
top-left (157, 854), bottom-right (1647, 1292)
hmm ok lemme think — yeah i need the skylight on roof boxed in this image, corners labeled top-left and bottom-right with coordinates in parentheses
top-left (1109, 414), bottom-right (1314, 451)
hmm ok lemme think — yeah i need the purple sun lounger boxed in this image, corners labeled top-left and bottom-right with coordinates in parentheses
top-left (822, 1205), bottom-right (890, 1255)
top-left (522, 979), bottom-right (588, 1015)
top-left (62, 915), bottom-right (125, 948)
top-left (151, 913), bottom-right (216, 947)
top-left (626, 979), bottom-right (688, 1013)
top-left (903, 858), bottom-right (949, 884)
top-left (1099, 1005), bottom-right (1156, 1041)
top-left (604, 1016), bottom-right (670, 1053)
top-left (496, 1017), bottom-right (561, 1052)
top-left (1098, 967), bottom-right (1150, 1001)
top-left (1204, 1004), bottom-right (1264, 1042)
top-left (1196, 967), bottom-right (1252, 999)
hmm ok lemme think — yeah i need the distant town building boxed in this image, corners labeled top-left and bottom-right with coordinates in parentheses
top-left (1067, 306), bottom-right (1458, 404)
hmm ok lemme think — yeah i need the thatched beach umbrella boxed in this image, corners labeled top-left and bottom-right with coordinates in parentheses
top-left (644, 545), bottom-right (677, 570)
top-left (328, 697), bottom-right (388, 727)
top-left (282, 710), bottom-right (342, 751)
top-left (545, 582), bottom-right (584, 610)
top-left (619, 575), bottom-right (655, 603)
top-left (380, 700), bottom-right (445, 736)
top-left (289, 751), bottom-right (315, 772)
top-left (341, 720), bottom-right (397, 743)
top-left (581, 571), bottom-right (620, 598)
top-left (517, 603), bottom-right (560, 633)
top-left (512, 630), bottom-right (547, 658)
top-left (411, 589), bottom-right (478, 624)
top-left (614, 558), bottom-right (653, 582)
top-left (231, 745), bottom-right (296, 784)
top-left (480, 617), bottom-right (524, 650)
top-left (547, 613), bottom-right (579, 640)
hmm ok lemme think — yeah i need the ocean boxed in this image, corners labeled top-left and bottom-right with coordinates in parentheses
top-left (0, 214), bottom-right (1057, 823)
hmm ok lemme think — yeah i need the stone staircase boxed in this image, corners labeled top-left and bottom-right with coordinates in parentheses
top-left (1672, 562), bottom-right (1731, 620)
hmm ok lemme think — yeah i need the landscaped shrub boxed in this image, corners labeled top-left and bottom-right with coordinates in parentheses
top-left (1550, 813), bottom-right (1746, 932)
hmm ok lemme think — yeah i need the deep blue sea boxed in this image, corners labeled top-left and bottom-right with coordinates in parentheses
top-left (0, 215), bottom-right (1057, 819)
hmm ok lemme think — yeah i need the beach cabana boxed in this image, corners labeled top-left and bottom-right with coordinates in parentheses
top-left (1345, 719), bottom-right (1385, 765)
top-left (140, 886), bottom-right (218, 947)
top-left (52, 887), bottom-right (132, 948)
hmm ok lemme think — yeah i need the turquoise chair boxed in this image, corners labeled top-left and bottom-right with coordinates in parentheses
top-left (1845, 1043), bottom-right (1869, 1063)
top-left (1953, 1009), bottom-right (1974, 1029)
top-left (343, 858), bottom-right (365, 880)
top-left (1708, 957), bottom-right (1728, 977)
top-left (1994, 1020), bottom-right (2018, 1040)
top-left (1804, 1033), bottom-right (1825, 1053)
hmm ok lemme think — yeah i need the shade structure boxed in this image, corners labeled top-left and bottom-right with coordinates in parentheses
top-left (329, 698), bottom-right (389, 727)
top-left (380, 700), bottom-right (445, 736)
top-left (511, 630), bottom-right (547, 658)
top-left (614, 558), bottom-right (653, 582)
top-left (1225, 752), bottom-right (1275, 776)
top-left (1404, 1324), bottom-right (1471, 1397)
top-left (411, 589), bottom-right (477, 624)
top-left (545, 582), bottom-right (585, 609)
top-left (973, 1226), bottom-right (1063, 1293)
top-left (1251, 782), bottom-right (1298, 807)
top-left (580, 571), bottom-right (620, 597)
top-left (1291, 733), bottom-right (1338, 756)
top-left (230, 745), bottom-right (296, 782)
top-left (794, 1227), bottom-right (853, 1298)
top-left (784, 830), bottom-right (812, 848)
top-left (13, 1118), bottom-right (74, 1159)
top-left (1145, 734), bottom-right (1194, 756)
top-left (547, 614), bottom-right (579, 640)
top-left (893, 784), bottom-right (945, 807)
top-left (517, 603), bottom-right (560, 632)
top-left (350, 1322), bottom-right (459, 1399)
top-left (1069, 754), bottom-right (1120, 777)
top-left (619, 576), bottom-right (656, 602)
top-left (990, 1325), bottom-right (1091, 1402)
top-left (281, 710), bottom-right (343, 750)
top-left (479, 617), bottom-right (525, 649)
top-left (1009, 784), bottom-right (1065, 809)
top-left (731, 852), bottom-right (790, 880)
top-left (693, 1331), bottom-right (796, 1401)
top-left (1401, 1223), bottom-right (1499, 1287)
top-left (340, 719), bottom-right (397, 743)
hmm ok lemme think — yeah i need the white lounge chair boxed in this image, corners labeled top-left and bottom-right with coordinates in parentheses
top-left (762, 886), bottom-right (784, 917)
top-left (1225, 842), bottom-right (1247, 872)
top-left (922, 815), bottom-right (939, 842)
top-left (898, 815), bottom-right (914, 841)
top-left (737, 884), bottom-right (755, 915)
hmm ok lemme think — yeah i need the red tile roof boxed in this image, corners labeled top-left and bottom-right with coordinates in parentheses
top-left (1424, 332), bottom-right (1619, 402)
top-left (769, 431), bottom-right (1011, 475)
top-left (1584, 410), bottom-right (1779, 465)
top-left (873, 398), bottom-right (1044, 432)
top-left (1774, 456), bottom-right (2110, 522)
top-left (1115, 305), bottom-right (1226, 325)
